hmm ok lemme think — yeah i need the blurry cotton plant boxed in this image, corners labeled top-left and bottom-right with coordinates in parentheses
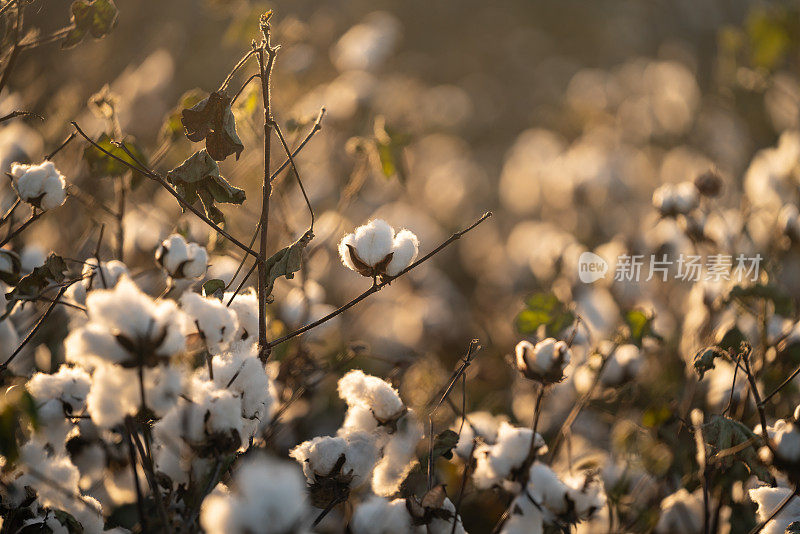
top-left (652, 181), bottom-right (699, 217)
top-left (338, 219), bottom-right (419, 280)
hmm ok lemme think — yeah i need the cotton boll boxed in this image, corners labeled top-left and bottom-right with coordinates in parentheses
top-left (515, 338), bottom-right (571, 384)
top-left (200, 455), bottom-right (308, 534)
top-left (339, 219), bottom-right (394, 274)
top-left (473, 422), bottom-right (546, 489)
top-left (338, 369), bottom-right (405, 423)
top-left (82, 258), bottom-right (129, 291)
top-left (427, 497), bottom-right (466, 534)
top-left (225, 289), bottom-right (259, 340)
top-left (10, 161), bottom-right (67, 210)
top-left (764, 416), bottom-right (800, 470)
top-left (372, 410), bottom-right (423, 496)
top-left (290, 431), bottom-right (379, 490)
top-left (180, 292), bottom-right (238, 354)
top-left (386, 229), bottom-right (419, 276)
top-left (652, 182), bottom-right (699, 217)
top-left (155, 234), bottom-right (208, 279)
top-left (339, 404), bottom-right (381, 435)
top-left (501, 493), bottom-right (544, 534)
top-left (350, 496), bottom-right (417, 534)
top-left (452, 411), bottom-right (509, 460)
top-left (654, 488), bottom-right (704, 534)
top-left (27, 365), bottom-right (91, 447)
top-left (562, 471), bottom-right (606, 520)
top-left (749, 486), bottom-right (800, 534)
top-left (66, 277), bottom-right (186, 368)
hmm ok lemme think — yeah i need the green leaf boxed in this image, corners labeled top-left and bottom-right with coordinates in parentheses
top-left (167, 150), bottom-right (246, 224)
top-left (703, 415), bottom-right (774, 484)
top-left (692, 346), bottom-right (728, 379)
top-left (83, 133), bottom-right (148, 178)
top-left (0, 387), bottom-right (39, 465)
top-left (373, 116), bottom-right (410, 182)
top-left (4, 254), bottom-right (68, 320)
top-left (62, 0), bottom-right (118, 49)
top-left (202, 278), bottom-right (225, 299)
top-left (623, 309), bottom-right (661, 347)
top-left (263, 231), bottom-right (314, 297)
top-left (432, 429), bottom-right (459, 461)
top-left (515, 292), bottom-right (574, 338)
top-left (181, 91), bottom-right (244, 161)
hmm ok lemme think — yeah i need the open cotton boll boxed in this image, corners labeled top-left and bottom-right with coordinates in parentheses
top-left (155, 234), bottom-right (208, 279)
top-left (339, 219), bottom-right (394, 273)
top-left (10, 161), bottom-right (67, 211)
top-left (473, 422), bottom-right (546, 489)
top-left (27, 365), bottom-right (91, 447)
top-left (371, 410), bottom-right (423, 496)
top-left (562, 471), bottom-right (606, 521)
top-left (749, 486), bottom-right (800, 534)
top-left (427, 498), bottom-right (466, 534)
top-left (86, 363), bottom-right (182, 428)
top-left (70, 258), bottom-right (131, 305)
top-left (225, 289), bottom-right (259, 340)
top-left (338, 369), bottom-right (405, 423)
top-left (762, 415), bottom-right (800, 469)
top-left (654, 488), bottom-right (704, 534)
top-left (501, 492), bottom-right (544, 534)
top-left (180, 292), bottom-right (238, 354)
top-left (652, 182), bottom-right (699, 217)
top-left (208, 342), bottom-right (277, 429)
top-left (65, 277), bottom-right (186, 368)
top-left (452, 411), bottom-right (509, 460)
top-left (515, 338), bottom-right (571, 384)
top-left (200, 455), bottom-right (308, 534)
top-left (290, 431), bottom-right (379, 489)
top-left (350, 496), bottom-right (417, 534)
top-left (385, 229), bottom-right (419, 276)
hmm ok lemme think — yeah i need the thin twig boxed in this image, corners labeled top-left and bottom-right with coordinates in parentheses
top-left (267, 212), bottom-right (492, 348)
top-left (0, 110), bottom-right (43, 123)
top-left (45, 131), bottom-right (77, 160)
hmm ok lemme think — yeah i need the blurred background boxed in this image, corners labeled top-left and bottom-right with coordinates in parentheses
top-left (3, 1), bottom-right (800, 530)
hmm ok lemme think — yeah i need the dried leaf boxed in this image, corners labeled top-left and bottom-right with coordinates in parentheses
top-left (167, 150), bottom-right (245, 224)
top-left (181, 91), bottom-right (244, 161)
top-left (62, 0), bottom-right (118, 49)
top-left (263, 231), bottom-right (314, 297)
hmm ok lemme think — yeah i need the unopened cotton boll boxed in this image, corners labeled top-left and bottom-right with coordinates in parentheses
top-left (652, 181), bottom-right (699, 217)
top-left (200, 455), bottom-right (308, 534)
top-left (515, 338), bottom-right (571, 384)
top-left (10, 161), bottom-right (67, 210)
top-left (338, 369), bottom-right (405, 423)
top-left (749, 486), bottom-right (800, 534)
top-left (64, 277), bottom-right (186, 369)
top-left (155, 234), bottom-right (208, 279)
top-left (350, 496), bottom-right (417, 534)
top-left (180, 292), bottom-right (238, 354)
top-left (339, 219), bottom-right (420, 278)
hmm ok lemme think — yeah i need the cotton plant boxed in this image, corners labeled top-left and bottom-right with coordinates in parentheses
top-left (180, 291), bottom-right (239, 354)
top-left (338, 219), bottom-right (420, 280)
top-left (155, 233), bottom-right (209, 279)
top-left (9, 161), bottom-right (67, 211)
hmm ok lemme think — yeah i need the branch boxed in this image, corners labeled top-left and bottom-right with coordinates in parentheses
top-left (267, 211), bottom-right (492, 348)
top-left (0, 209), bottom-right (44, 248)
top-left (70, 121), bottom-right (263, 264)
top-left (0, 110), bottom-right (43, 124)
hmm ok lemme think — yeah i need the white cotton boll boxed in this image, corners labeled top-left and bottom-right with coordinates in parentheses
top-left (225, 289), bottom-right (259, 340)
top-left (81, 258), bottom-right (129, 293)
top-left (27, 365), bottom-right (91, 446)
top-left (353, 219), bottom-right (395, 266)
top-left (473, 422), bottom-right (545, 489)
top-left (350, 496), bottom-right (417, 534)
top-left (372, 411), bottom-right (423, 497)
top-left (340, 404), bottom-right (381, 436)
top-left (427, 498), bottom-right (466, 534)
top-left (86, 363), bottom-right (181, 428)
top-left (526, 463), bottom-right (570, 519)
top-left (501, 493), bottom-right (544, 534)
top-left (18, 441), bottom-right (87, 516)
top-left (386, 229), bottom-right (419, 276)
top-left (768, 418), bottom-right (800, 466)
top-left (10, 161), bottom-right (67, 211)
top-left (180, 292), bottom-right (238, 353)
top-left (749, 486), bottom-right (800, 534)
top-left (338, 369), bottom-right (405, 423)
top-left (453, 411), bottom-right (509, 460)
top-left (70, 277), bottom-right (186, 367)
top-left (515, 338), bottom-right (571, 384)
top-left (563, 472), bottom-right (606, 520)
top-left (155, 234), bottom-right (208, 279)
top-left (200, 455), bottom-right (308, 534)
top-left (654, 488), bottom-right (704, 534)
top-left (290, 432), bottom-right (379, 489)
top-left (211, 342), bottom-right (276, 426)
top-left (652, 182), bottom-right (699, 217)
top-left (338, 232), bottom-right (358, 272)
